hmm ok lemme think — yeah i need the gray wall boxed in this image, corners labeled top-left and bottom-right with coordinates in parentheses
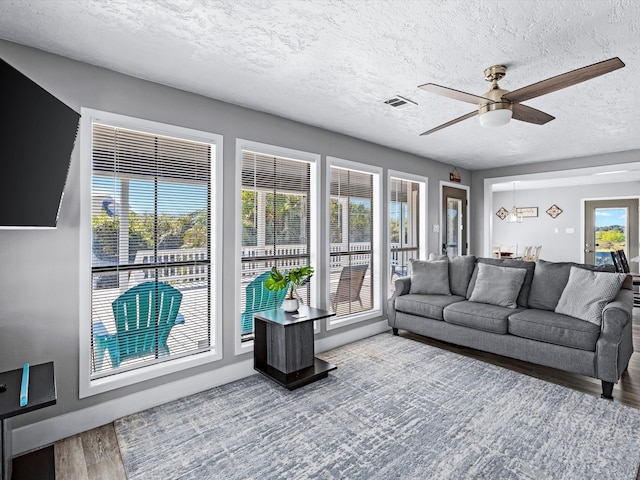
top-left (0, 40), bottom-right (469, 429)
top-left (492, 181), bottom-right (640, 262)
top-left (470, 150), bottom-right (640, 258)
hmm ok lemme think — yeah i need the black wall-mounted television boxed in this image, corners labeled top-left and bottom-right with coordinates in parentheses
top-left (1, 58), bottom-right (80, 228)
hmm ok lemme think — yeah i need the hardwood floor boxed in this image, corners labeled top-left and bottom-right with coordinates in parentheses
top-left (54, 424), bottom-right (126, 480)
top-left (43, 309), bottom-right (640, 478)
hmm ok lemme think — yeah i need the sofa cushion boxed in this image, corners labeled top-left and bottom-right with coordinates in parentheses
top-left (466, 257), bottom-right (536, 308)
top-left (555, 266), bottom-right (626, 326)
top-left (443, 300), bottom-right (522, 334)
top-left (429, 254), bottom-right (477, 296)
top-left (509, 309), bottom-right (601, 351)
top-left (409, 259), bottom-right (451, 295)
top-left (529, 260), bottom-right (617, 311)
top-left (395, 294), bottom-right (466, 321)
top-left (468, 263), bottom-right (527, 309)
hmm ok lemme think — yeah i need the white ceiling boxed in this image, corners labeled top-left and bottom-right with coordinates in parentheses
top-left (1, 0), bottom-right (639, 170)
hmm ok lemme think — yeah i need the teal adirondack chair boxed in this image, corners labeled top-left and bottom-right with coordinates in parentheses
top-left (93, 281), bottom-right (184, 370)
top-left (240, 271), bottom-right (289, 335)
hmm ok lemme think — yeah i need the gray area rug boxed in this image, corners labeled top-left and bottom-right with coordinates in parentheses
top-left (115, 333), bottom-right (640, 479)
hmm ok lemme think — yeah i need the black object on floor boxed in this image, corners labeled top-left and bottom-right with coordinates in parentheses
top-left (12, 445), bottom-right (55, 480)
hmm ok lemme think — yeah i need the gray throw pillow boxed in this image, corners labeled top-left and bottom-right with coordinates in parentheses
top-left (409, 259), bottom-right (451, 295)
top-left (528, 260), bottom-right (574, 311)
top-left (529, 260), bottom-right (618, 311)
top-left (555, 266), bottom-right (626, 326)
top-left (429, 254), bottom-right (476, 296)
top-left (468, 263), bottom-right (527, 308)
top-left (466, 257), bottom-right (536, 307)
top-left (448, 255), bottom-right (476, 296)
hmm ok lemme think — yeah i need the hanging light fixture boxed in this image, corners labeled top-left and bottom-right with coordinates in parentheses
top-left (506, 182), bottom-right (523, 223)
top-left (479, 65), bottom-right (513, 128)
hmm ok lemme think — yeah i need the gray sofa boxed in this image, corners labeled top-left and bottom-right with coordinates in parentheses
top-left (388, 256), bottom-right (634, 399)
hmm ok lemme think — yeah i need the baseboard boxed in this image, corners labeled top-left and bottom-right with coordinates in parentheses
top-left (315, 319), bottom-right (390, 353)
top-left (12, 319), bottom-right (391, 455)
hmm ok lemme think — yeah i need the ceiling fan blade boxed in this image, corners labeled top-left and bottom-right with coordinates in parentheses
top-left (512, 103), bottom-right (555, 125)
top-left (503, 57), bottom-right (625, 103)
top-left (419, 111), bottom-right (478, 136)
top-left (418, 83), bottom-right (492, 105)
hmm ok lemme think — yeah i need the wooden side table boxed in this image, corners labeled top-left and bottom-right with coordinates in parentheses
top-left (253, 306), bottom-right (336, 390)
top-left (0, 362), bottom-right (56, 480)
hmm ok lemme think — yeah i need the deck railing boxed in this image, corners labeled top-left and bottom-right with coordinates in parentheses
top-left (132, 248), bottom-right (209, 284)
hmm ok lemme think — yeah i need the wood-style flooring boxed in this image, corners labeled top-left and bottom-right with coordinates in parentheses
top-left (22, 310), bottom-right (640, 479)
top-left (53, 423), bottom-right (126, 480)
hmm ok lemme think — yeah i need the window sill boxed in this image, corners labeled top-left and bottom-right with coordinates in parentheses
top-left (326, 309), bottom-right (382, 331)
top-left (79, 349), bottom-right (221, 398)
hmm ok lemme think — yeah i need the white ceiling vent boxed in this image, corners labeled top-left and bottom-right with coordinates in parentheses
top-left (384, 95), bottom-right (418, 109)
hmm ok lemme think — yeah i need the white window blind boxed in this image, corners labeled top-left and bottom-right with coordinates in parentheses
top-left (240, 149), bottom-right (311, 341)
top-left (90, 122), bottom-right (213, 379)
top-left (329, 166), bottom-right (374, 317)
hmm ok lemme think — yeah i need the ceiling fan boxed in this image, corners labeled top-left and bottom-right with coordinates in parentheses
top-left (418, 57), bottom-right (625, 135)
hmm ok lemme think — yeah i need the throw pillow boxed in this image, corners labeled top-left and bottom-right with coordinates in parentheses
top-left (528, 260), bottom-right (574, 311)
top-left (429, 254), bottom-right (477, 296)
top-left (447, 255), bottom-right (477, 296)
top-left (529, 260), bottom-right (619, 311)
top-left (555, 266), bottom-right (626, 326)
top-left (468, 263), bottom-right (527, 308)
top-left (409, 259), bottom-right (451, 295)
top-left (466, 257), bottom-right (536, 307)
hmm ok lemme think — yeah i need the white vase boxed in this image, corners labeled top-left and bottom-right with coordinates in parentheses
top-left (282, 298), bottom-right (299, 313)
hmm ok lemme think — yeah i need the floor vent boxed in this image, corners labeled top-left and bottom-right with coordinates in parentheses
top-left (384, 95), bottom-right (417, 109)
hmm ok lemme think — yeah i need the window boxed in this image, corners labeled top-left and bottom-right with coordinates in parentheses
top-left (80, 109), bottom-right (222, 396)
top-left (236, 141), bottom-right (318, 349)
top-left (389, 172), bottom-right (426, 295)
top-left (328, 158), bottom-right (381, 328)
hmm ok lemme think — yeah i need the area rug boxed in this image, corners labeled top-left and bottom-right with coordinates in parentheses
top-left (115, 333), bottom-right (640, 479)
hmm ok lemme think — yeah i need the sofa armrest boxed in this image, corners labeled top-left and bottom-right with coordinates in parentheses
top-left (596, 288), bottom-right (634, 383)
top-left (388, 277), bottom-right (411, 327)
top-left (393, 277), bottom-right (411, 297)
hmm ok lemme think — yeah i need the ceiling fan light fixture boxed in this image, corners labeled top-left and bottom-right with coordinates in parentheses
top-left (479, 108), bottom-right (512, 127)
top-left (478, 100), bottom-right (513, 128)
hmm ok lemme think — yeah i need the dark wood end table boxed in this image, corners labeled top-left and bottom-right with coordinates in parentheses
top-left (253, 306), bottom-right (336, 390)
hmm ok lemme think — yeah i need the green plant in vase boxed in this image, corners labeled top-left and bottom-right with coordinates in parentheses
top-left (265, 265), bottom-right (314, 312)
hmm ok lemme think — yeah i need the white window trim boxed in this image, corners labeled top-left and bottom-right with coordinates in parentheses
top-left (326, 156), bottom-right (383, 331)
top-left (79, 108), bottom-right (223, 398)
top-left (234, 139), bottom-right (320, 356)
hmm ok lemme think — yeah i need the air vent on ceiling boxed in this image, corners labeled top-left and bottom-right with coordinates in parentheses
top-left (384, 95), bottom-right (418, 109)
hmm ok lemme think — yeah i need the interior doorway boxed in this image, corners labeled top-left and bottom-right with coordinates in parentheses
top-left (442, 184), bottom-right (468, 256)
top-left (584, 198), bottom-right (639, 270)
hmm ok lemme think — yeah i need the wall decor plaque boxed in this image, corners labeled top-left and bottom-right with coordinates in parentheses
top-left (495, 207), bottom-right (509, 220)
top-left (546, 204), bottom-right (563, 218)
top-left (516, 207), bottom-right (538, 218)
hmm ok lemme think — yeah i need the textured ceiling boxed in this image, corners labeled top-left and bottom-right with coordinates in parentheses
top-left (1, 0), bottom-right (639, 170)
